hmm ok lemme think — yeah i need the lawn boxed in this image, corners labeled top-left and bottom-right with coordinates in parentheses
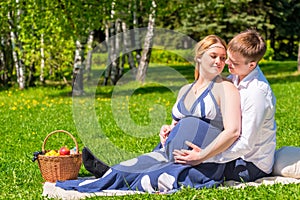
top-left (0, 61), bottom-right (299, 199)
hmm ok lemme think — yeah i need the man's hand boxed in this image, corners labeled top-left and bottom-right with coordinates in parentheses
top-left (173, 141), bottom-right (203, 166)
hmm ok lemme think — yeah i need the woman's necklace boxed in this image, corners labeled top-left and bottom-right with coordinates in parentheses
top-left (193, 82), bottom-right (210, 95)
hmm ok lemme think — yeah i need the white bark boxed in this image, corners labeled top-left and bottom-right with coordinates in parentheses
top-left (8, 1), bottom-right (25, 89)
top-left (72, 40), bottom-right (84, 95)
top-left (40, 34), bottom-right (45, 83)
top-left (136, 0), bottom-right (156, 82)
top-left (115, 19), bottom-right (121, 77)
top-left (86, 31), bottom-right (94, 81)
top-left (103, 22), bottom-right (111, 85)
top-left (133, 0), bottom-right (141, 64)
top-left (0, 38), bottom-right (6, 83)
top-left (109, 21), bottom-right (117, 84)
top-left (121, 21), bottom-right (136, 71)
top-left (107, 1), bottom-right (121, 85)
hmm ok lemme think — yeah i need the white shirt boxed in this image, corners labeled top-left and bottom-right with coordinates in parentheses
top-left (206, 66), bottom-right (277, 174)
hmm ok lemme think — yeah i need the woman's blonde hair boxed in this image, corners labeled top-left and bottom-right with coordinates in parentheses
top-left (194, 35), bottom-right (227, 80)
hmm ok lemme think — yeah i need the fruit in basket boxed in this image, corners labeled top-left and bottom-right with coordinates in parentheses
top-left (59, 146), bottom-right (70, 155)
top-left (45, 150), bottom-right (59, 156)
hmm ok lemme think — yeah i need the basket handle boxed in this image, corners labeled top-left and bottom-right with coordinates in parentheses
top-left (42, 130), bottom-right (79, 154)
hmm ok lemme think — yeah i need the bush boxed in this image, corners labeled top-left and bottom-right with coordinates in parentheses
top-left (150, 49), bottom-right (193, 64)
top-left (263, 40), bottom-right (275, 61)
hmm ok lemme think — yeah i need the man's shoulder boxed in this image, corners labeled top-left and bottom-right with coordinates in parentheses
top-left (250, 75), bottom-right (272, 93)
top-left (244, 78), bottom-right (272, 97)
top-left (242, 76), bottom-right (276, 106)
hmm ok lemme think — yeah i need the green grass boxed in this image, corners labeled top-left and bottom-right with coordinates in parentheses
top-left (0, 61), bottom-right (299, 199)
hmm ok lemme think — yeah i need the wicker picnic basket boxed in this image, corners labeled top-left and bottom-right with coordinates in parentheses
top-left (37, 130), bottom-right (82, 182)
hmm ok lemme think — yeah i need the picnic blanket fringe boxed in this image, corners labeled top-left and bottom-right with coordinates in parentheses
top-left (42, 176), bottom-right (300, 200)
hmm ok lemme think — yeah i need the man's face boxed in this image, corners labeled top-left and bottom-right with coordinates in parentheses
top-left (225, 51), bottom-right (255, 81)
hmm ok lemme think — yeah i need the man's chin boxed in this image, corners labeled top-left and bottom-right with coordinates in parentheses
top-left (228, 68), bottom-right (234, 74)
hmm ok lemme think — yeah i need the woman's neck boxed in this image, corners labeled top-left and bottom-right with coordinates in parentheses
top-left (193, 78), bottom-right (211, 95)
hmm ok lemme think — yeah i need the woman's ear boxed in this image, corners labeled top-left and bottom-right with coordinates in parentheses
top-left (197, 58), bottom-right (201, 63)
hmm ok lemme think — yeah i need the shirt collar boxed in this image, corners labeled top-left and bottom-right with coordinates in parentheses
top-left (232, 65), bottom-right (260, 89)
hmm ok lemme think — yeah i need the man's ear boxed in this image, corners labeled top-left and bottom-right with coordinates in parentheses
top-left (249, 61), bottom-right (257, 71)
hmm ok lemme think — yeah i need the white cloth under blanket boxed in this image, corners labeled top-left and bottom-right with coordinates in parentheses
top-left (42, 176), bottom-right (300, 200)
top-left (220, 176), bottom-right (300, 189)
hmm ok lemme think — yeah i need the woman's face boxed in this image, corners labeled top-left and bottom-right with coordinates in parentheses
top-left (198, 43), bottom-right (226, 76)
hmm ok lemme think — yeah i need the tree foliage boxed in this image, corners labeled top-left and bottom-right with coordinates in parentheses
top-left (0, 0), bottom-right (299, 89)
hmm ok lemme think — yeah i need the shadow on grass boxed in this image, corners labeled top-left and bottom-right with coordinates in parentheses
top-left (259, 61), bottom-right (297, 75)
top-left (37, 61), bottom-right (300, 99)
top-left (90, 65), bottom-right (194, 98)
top-left (266, 73), bottom-right (300, 84)
top-left (259, 61), bottom-right (300, 84)
top-left (93, 84), bottom-right (181, 99)
top-left (170, 64), bottom-right (194, 80)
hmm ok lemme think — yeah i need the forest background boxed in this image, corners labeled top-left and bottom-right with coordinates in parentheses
top-left (1, 1), bottom-right (300, 199)
top-left (0, 0), bottom-right (300, 92)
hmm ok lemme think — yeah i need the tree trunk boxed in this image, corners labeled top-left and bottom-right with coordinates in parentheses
top-left (40, 34), bottom-right (45, 84)
top-left (0, 38), bottom-right (8, 86)
top-left (72, 40), bottom-right (84, 96)
top-left (0, 49), bottom-right (6, 86)
top-left (109, 20), bottom-right (118, 85)
top-left (112, 18), bottom-right (121, 83)
top-left (28, 63), bottom-right (36, 87)
top-left (86, 31), bottom-right (94, 81)
top-left (103, 22), bottom-right (112, 86)
top-left (136, 0), bottom-right (156, 82)
top-left (1, 37), bottom-right (13, 86)
top-left (104, 1), bottom-right (121, 85)
top-left (8, 7), bottom-right (25, 89)
top-left (133, 0), bottom-right (142, 64)
top-left (298, 41), bottom-right (300, 72)
top-left (121, 21), bottom-right (136, 75)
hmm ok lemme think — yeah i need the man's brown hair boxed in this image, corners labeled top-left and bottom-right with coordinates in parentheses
top-left (228, 29), bottom-right (266, 64)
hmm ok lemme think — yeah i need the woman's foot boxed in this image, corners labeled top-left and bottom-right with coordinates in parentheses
top-left (82, 147), bottom-right (110, 178)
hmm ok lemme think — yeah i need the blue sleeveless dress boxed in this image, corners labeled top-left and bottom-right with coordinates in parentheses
top-left (56, 78), bottom-right (226, 193)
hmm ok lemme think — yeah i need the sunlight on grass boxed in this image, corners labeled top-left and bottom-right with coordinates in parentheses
top-left (0, 61), bottom-right (299, 199)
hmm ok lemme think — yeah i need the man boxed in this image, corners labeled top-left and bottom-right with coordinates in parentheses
top-left (174, 29), bottom-right (276, 182)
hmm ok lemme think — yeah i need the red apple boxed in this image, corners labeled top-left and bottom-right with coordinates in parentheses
top-left (59, 146), bottom-right (70, 155)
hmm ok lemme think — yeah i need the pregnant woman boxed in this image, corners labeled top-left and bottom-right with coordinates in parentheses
top-left (56, 34), bottom-right (241, 193)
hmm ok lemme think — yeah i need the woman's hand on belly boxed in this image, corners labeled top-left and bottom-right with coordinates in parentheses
top-left (173, 141), bottom-right (203, 166)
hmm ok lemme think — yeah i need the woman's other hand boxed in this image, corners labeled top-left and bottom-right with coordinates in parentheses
top-left (159, 125), bottom-right (171, 147)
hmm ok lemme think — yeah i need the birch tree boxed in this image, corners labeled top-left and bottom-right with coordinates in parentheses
top-left (40, 34), bottom-right (45, 83)
top-left (8, 1), bottom-right (25, 89)
top-left (104, 1), bottom-right (120, 85)
top-left (85, 31), bottom-right (94, 81)
top-left (103, 22), bottom-right (112, 86)
top-left (0, 37), bottom-right (10, 86)
top-left (111, 18), bottom-right (121, 85)
top-left (0, 3), bottom-right (14, 87)
top-left (136, 0), bottom-right (156, 82)
top-left (121, 21), bottom-right (136, 75)
top-left (133, 0), bottom-right (142, 65)
top-left (72, 40), bottom-right (85, 95)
